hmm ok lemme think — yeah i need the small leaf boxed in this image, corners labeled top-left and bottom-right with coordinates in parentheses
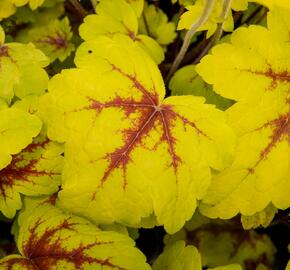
top-left (178, 0), bottom-right (246, 38)
top-left (0, 28), bottom-right (49, 103)
top-left (169, 65), bottom-right (234, 110)
top-left (0, 108), bottom-right (41, 170)
top-left (153, 241), bottom-right (202, 270)
top-left (79, 0), bottom-right (164, 64)
top-left (0, 203), bottom-right (150, 270)
top-left (17, 17), bottom-right (75, 63)
top-left (39, 35), bottom-right (235, 234)
top-left (241, 203), bottom-right (277, 230)
top-left (138, 3), bottom-right (177, 45)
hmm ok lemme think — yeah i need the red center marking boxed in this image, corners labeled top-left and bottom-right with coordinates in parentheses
top-left (247, 110), bottom-right (289, 174)
top-left (0, 140), bottom-right (59, 200)
top-left (78, 64), bottom-right (210, 191)
top-left (16, 218), bottom-right (126, 270)
top-left (243, 66), bottom-right (290, 90)
top-left (37, 32), bottom-right (68, 50)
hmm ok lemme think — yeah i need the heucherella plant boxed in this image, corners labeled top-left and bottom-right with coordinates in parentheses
top-left (39, 34), bottom-right (235, 234)
top-left (0, 0), bottom-right (289, 269)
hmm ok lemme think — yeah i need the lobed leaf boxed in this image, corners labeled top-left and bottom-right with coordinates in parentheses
top-left (0, 203), bottom-right (150, 270)
top-left (16, 17), bottom-right (74, 63)
top-left (39, 34), bottom-right (235, 233)
top-left (197, 7), bottom-right (290, 218)
top-left (79, 0), bottom-right (164, 64)
top-left (153, 241), bottom-right (202, 270)
top-left (169, 65), bottom-right (234, 110)
top-left (0, 26), bottom-right (49, 103)
top-left (178, 0), bottom-right (248, 38)
top-left (0, 134), bottom-right (63, 218)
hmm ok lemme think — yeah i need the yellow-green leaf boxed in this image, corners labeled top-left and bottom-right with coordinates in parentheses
top-left (178, 0), bottom-right (247, 38)
top-left (79, 0), bottom-right (164, 64)
top-left (16, 17), bottom-right (74, 63)
top-left (169, 65), bottom-right (234, 110)
top-left (197, 7), bottom-right (290, 219)
top-left (165, 215), bottom-right (276, 268)
top-left (0, 203), bottom-right (150, 270)
top-left (0, 27), bottom-right (49, 103)
top-left (0, 135), bottom-right (63, 218)
top-left (0, 108), bottom-right (41, 170)
top-left (153, 241), bottom-right (202, 270)
top-left (241, 203), bottom-right (277, 229)
top-left (138, 3), bottom-right (177, 45)
top-left (39, 34), bottom-right (235, 234)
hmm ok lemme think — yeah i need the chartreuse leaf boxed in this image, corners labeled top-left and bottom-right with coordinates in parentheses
top-left (138, 3), bottom-right (177, 46)
top-left (0, 26), bottom-right (49, 103)
top-left (165, 214), bottom-right (276, 268)
top-left (10, 0), bottom-right (45, 10)
top-left (0, 133), bottom-right (63, 218)
top-left (241, 203), bottom-right (277, 230)
top-left (125, 0), bottom-right (144, 17)
top-left (0, 203), bottom-right (150, 270)
top-left (178, 0), bottom-right (248, 38)
top-left (79, 0), bottom-right (164, 64)
top-left (169, 65), bottom-right (234, 110)
top-left (197, 7), bottom-right (290, 219)
top-left (16, 17), bottom-right (74, 63)
top-left (251, 0), bottom-right (290, 9)
top-left (153, 241), bottom-right (202, 270)
top-left (39, 34), bottom-right (235, 233)
top-left (0, 0), bottom-right (16, 21)
top-left (0, 108), bottom-right (41, 170)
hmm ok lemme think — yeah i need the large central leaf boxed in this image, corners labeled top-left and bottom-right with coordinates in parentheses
top-left (39, 35), bottom-right (235, 233)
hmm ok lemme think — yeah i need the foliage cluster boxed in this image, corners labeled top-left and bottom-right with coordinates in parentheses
top-left (0, 0), bottom-right (289, 269)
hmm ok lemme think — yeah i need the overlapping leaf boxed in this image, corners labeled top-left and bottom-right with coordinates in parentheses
top-left (0, 134), bottom-right (63, 218)
top-left (0, 0), bottom-right (47, 20)
top-left (0, 108), bottom-right (41, 171)
top-left (165, 213), bottom-right (276, 268)
top-left (138, 3), bottom-right (176, 46)
top-left (169, 65), bottom-right (234, 110)
top-left (39, 34), bottom-right (235, 233)
top-left (153, 241), bottom-right (202, 270)
top-left (178, 0), bottom-right (248, 38)
top-left (197, 7), bottom-right (290, 218)
top-left (0, 26), bottom-right (49, 103)
top-left (79, 0), bottom-right (164, 64)
top-left (0, 202), bottom-right (150, 270)
top-left (16, 17), bottom-right (74, 63)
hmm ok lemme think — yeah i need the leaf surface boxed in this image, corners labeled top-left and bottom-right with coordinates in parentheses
top-left (197, 7), bottom-right (290, 218)
top-left (0, 203), bottom-right (150, 270)
top-left (39, 35), bottom-right (235, 233)
top-left (79, 0), bottom-right (164, 64)
top-left (17, 17), bottom-right (74, 63)
top-left (153, 241), bottom-right (202, 270)
top-left (0, 134), bottom-right (63, 218)
top-left (169, 65), bottom-right (234, 110)
top-left (0, 26), bottom-right (49, 103)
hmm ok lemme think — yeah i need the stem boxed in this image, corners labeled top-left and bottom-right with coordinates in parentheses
top-left (165, 0), bottom-right (216, 83)
top-left (90, 0), bottom-right (97, 11)
top-left (67, 0), bottom-right (88, 18)
top-left (194, 0), bottom-right (232, 63)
